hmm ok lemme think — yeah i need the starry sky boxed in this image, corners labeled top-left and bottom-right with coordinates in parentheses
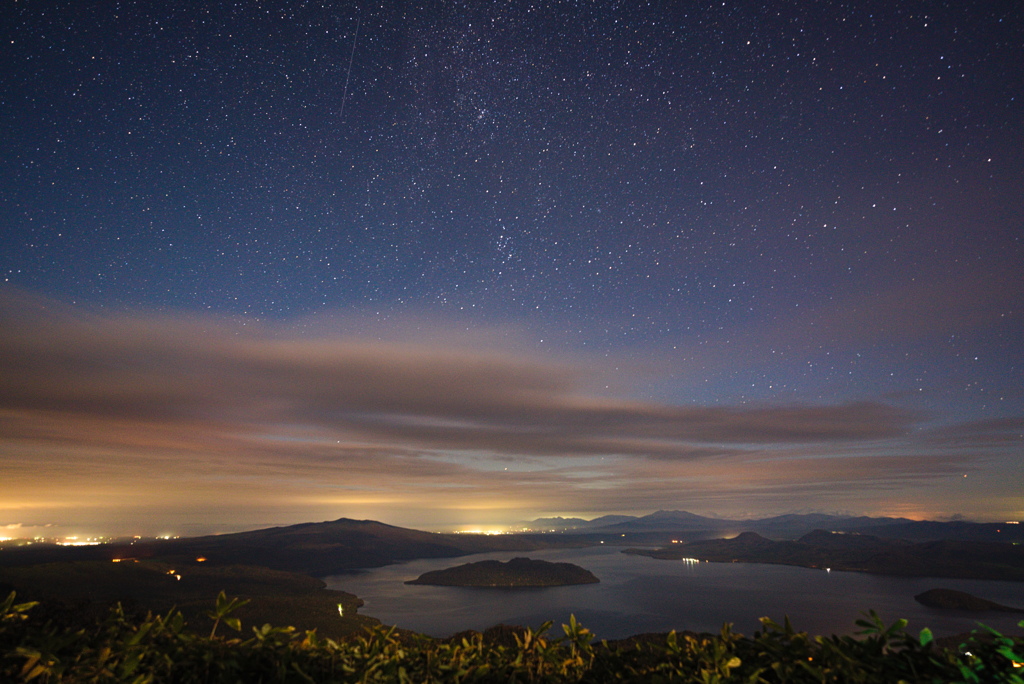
top-left (1, 1), bottom-right (1022, 537)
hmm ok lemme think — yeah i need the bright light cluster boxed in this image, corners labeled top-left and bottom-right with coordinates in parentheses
top-left (56, 536), bottom-right (105, 547)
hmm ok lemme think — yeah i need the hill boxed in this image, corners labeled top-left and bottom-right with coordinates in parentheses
top-left (0, 518), bottom-right (590, 576)
top-left (0, 559), bottom-right (377, 639)
top-left (850, 520), bottom-right (1024, 543)
top-left (625, 529), bottom-right (1024, 581)
top-left (0, 518), bottom-right (591, 635)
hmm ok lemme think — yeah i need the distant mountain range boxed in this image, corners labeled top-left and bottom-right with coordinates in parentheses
top-left (524, 515), bottom-right (639, 531)
top-left (3, 512), bottom-right (1021, 580)
top-left (523, 510), bottom-right (1024, 543)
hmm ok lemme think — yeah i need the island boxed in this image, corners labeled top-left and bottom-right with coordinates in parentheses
top-left (405, 557), bottom-right (600, 587)
top-left (914, 588), bottom-right (1024, 612)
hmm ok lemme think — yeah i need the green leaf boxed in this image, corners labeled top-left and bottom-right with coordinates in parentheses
top-left (885, 617), bottom-right (908, 637)
top-left (919, 627), bottom-right (933, 646)
top-left (996, 644), bottom-right (1022, 661)
top-left (119, 653), bottom-right (142, 677)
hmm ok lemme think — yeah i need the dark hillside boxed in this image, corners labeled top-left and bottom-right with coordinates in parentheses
top-left (0, 560), bottom-right (376, 639)
top-left (628, 530), bottom-right (1024, 581)
top-left (0, 518), bottom-right (589, 576)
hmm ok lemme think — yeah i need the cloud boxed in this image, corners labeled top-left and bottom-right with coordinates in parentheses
top-left (656, 256), bottom-right (1024, 387)
top-left (921, 417), bottom-right (1024, 447)
top-left (0, 289), bottom-right (915, 462)
top-left (2, 288), bottom-right (1018, 531)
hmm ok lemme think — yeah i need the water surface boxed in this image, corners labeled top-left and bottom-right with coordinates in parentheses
top-left (325, 545), bottom-right (1024, 640)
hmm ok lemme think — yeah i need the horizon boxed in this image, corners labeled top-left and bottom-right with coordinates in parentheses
top-left (3, 508), bottom-right (1015, 543)
top-left (2, 2), bottom-right (1021, 535)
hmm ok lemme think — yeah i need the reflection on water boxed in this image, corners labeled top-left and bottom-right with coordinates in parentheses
top-left (324, 546), bottom-right (1024, 640)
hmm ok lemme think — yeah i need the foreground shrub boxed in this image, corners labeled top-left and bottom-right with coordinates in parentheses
top-left (2, 591), bottom-right (1021, 682)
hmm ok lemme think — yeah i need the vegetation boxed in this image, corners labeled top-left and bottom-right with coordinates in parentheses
top-left (0, 561), bottom-right (375, 641)
top-left (2, 591), bottom-right (1022, 683)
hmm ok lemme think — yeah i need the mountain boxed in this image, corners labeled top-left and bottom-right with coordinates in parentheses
top-left (553, 510), bottom-right (1018, 543)
top-left (744, 514), bottom-right (916, 539)
top-left (576, 509), bottom-right (827, 535)
top-left (4, 513), bottom-right (1017, 580)
top-left (526, 517), bottom-right (593, 531)
top-left (524, 515), bottom-right (638, 531)
top-left (587, 514), bottom-right (640, 527)
top-left (597, 510), bottom-right (732, 533)
top-left (0, 518), bottom-right (589, 576)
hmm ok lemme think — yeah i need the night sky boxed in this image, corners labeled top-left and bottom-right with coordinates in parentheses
top-left (2, 1), bottom-right (1022, 537)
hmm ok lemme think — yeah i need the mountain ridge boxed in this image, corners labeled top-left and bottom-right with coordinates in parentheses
top-left (525, 511), bottom-right (1023, 542)
top-left (0, 518), bottom-right (589, 576)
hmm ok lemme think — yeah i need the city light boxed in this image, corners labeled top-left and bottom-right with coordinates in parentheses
top-left (56, 536), bottom-right (105, 547)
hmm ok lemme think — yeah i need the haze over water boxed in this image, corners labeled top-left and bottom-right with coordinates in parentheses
top-left (327, 546), bottom-right (1024, 640)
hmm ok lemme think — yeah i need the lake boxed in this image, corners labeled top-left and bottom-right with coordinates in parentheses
top-left (324, 545), bottom-right (1024, 640)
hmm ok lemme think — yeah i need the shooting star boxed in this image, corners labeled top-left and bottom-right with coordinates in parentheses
top-left (339, 16), bottom-right (361, 121)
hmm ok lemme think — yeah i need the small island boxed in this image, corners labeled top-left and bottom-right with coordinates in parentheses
top-left (405, 557), bottom-right (600, 587)
top-left (914, 588), bottom-right (1023, 613)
